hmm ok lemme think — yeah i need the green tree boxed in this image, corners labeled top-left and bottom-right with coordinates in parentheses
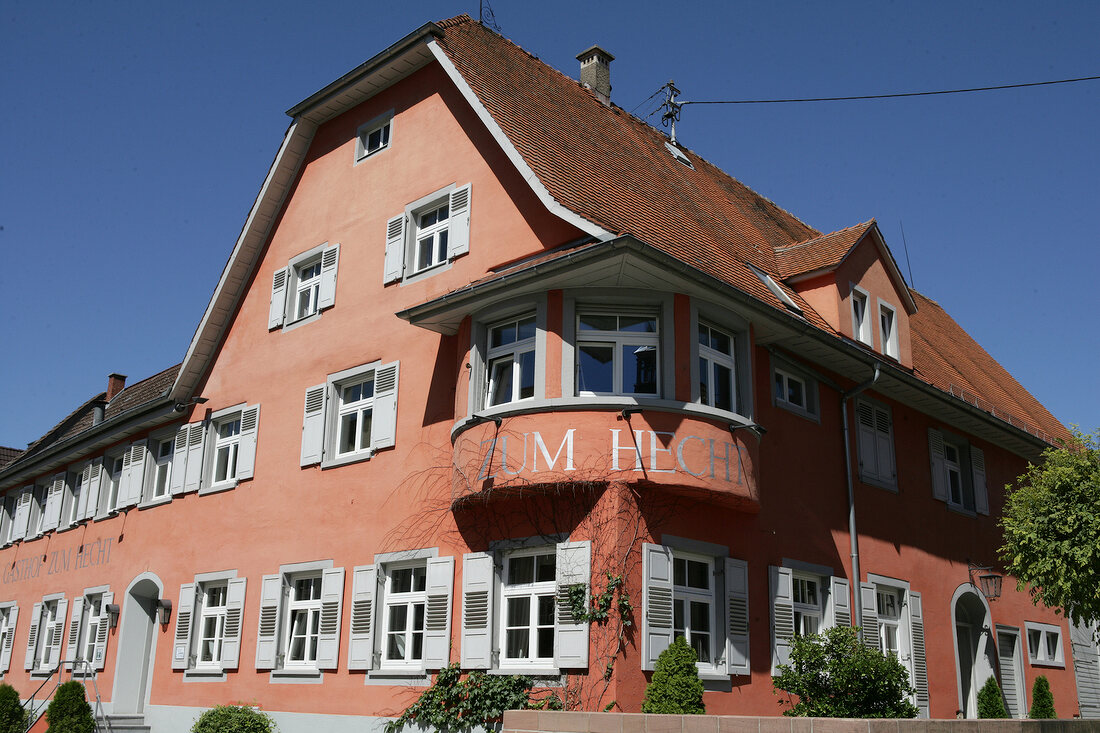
top-left (1029, 675), bottom-right (1056, 719)
top-left (45, 681), bottom-right (94, 733)
top-left (1001, 429), bottom-right (1100, 626)
top-left (772, 626), bottom-right (918, 718)
top-left (641, 636), bottom-right (705, 714)
top-left (977, 676), bottom-right (1008, 718)
top-left (191, 705), bottom-right (276, 733)
top-left (0, 683), bottom-right (27, 733)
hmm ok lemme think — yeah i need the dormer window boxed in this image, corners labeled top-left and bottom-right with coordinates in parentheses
top-left (879, 302), bottom-right (899, 360)
top-left (851, 288), bottom-right (872, 346)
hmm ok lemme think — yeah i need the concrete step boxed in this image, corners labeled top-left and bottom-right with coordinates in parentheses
top-left (97, 713), bottom-right (150, 733)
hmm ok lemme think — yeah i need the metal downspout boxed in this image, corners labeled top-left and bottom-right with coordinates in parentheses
top-left (842, 362), bottom-right (880, 631)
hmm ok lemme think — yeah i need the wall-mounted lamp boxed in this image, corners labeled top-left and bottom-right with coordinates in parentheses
top-left (106, 604), bottom-right (121, 629)
top-left (728, 422), bottom-right (767, 439)
top-left (173, 396), bottom-right (209, 413)
top-left (156, 598), bottom-right (173, 626)
top-left (968, 562), bottom-right (1003, 601)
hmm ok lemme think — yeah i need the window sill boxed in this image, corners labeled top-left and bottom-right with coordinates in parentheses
top-left (269, 667), bottom-right (324, 684)
top-left (184, 667), bottom-right (227, 682)
top-left (138, 496), bottom-right (172, 510)
top-left (281, 311), bottom-right (322, 333)
top-left (365, 669), bottom-right (432, 686)
top-left (1027, 659), bottom-right (1065, 669)
top-left (321, 451), bottom-right (374, 470)
top-left (860, 475), bottom-right (898, 493)
top-left (355, 145), bottom-right (391, 165)
top-left (492, 667), bottom-right (560, 677)
top-left (775, 399), bottom-right (819, 423)
top-left (945, 503), bottom-right (977, 518)
top-left (398, 259), bottom-right (453, 287)
top-left (199, 480), bottom-right (240, 497)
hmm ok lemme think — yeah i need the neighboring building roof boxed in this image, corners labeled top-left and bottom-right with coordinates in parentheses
top-left (11, 364), bottom-right (181, 468)
top-left (909, 293), bottom-right (1067, 443)
top-left (0, 447), bottom-right (21, 469)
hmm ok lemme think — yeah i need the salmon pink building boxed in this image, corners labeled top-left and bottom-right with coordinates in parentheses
top-left (1, 15), bottom-right (1097, 732)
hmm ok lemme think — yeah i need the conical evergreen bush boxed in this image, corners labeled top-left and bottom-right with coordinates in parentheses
top-left (641, 636), bottom-right (705, 714)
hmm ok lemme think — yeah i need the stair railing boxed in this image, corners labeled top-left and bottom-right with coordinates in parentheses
top-left (20, 663), bottom-right (62, 732)
top-left (69, 658), bottom-right (110, 733)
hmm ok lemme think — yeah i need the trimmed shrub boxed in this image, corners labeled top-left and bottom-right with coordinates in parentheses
top-left (45, 681), bottom-right (94, 733)
top-left (977, 676), bottom-right (1008, 718)
top-left (0, 683), bottom-right (26, 733)
top-left (772, 626), bottom-right (918, 718)
top-left (192, 705), bottom-right (276, 733)
top-left (1029, 675), bottom-right (1056, 719)
top-left (642, 636), bottom-right (705, 714)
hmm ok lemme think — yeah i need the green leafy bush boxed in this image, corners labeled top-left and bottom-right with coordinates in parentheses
top-left (191, 705), bottom-right (276, 733)
top-left (772, 626), bottom-right (918, 718)
top-left (0, 683), bottom-right (26, 733)
top-left (1029, 675), bottom-right (1056, 719)
top-left (641, 636), bottom-right (705, 714)
top-left (977, 676), bottom-right (1008, 718)
top-left (385, 664), bottom-right (534, 733)
top-left (45, 681), bottom-right (94, 733)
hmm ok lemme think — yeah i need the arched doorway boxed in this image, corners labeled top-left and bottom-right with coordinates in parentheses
top-left (951, 585), bottom-right (997, 718)
top-left (112, 574), bottom-right (163, 714)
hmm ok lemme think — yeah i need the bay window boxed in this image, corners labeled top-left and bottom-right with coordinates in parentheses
top-left (698, 322), bottom-right (736, 412)
top-left (576, 311), bottom-right (659, 396)
top-left (486, 315), bottom-right (536, 407)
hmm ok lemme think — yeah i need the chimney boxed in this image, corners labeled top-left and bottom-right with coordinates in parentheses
top-left (577, 45), bottom-right (614, 105)
top-left (92, 399), bottom-right (107, 426)
top-left (107, 373), bottom-right (127, 402)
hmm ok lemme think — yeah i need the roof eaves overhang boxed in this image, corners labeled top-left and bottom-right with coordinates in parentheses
top-left (0, 397), bottom-right (179, 491)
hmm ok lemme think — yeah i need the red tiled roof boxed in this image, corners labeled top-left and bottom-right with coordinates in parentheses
top-left (0, 447), bottom-right (21, 469)
top-left (434, 16), bottom-right (833, 332)
top-left (775, 220), bottom-right (875, 279)
top-left (909, 293), bottom-right (1068, 443)
top-left (433, 16), bottom-right (1065, 445)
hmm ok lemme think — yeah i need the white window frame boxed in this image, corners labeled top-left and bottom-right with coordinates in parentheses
top-left (0, 494), bottom-right (15, 546)
top-left (1025, 621), bottom-right (1065, 667)
top-left (878, 300), bottom-right (899, 360)
top-left (334, 372), bottom-right (376, 460)
top-left (195, 582), bottom-right (229, 670)
top-left (148, 434), bottom-right (174, 502)
top-left (78, 592), bottom-right (104, 667)
top-left (104, 451), bottom-right (125, 514)
top-left (380, 561), bottom-right (428, 671)
top-left (791, 573), bottom-right (823, 637)
top-left (0, 603), bottom-right (15, 671)
top-left (355, 112), bottom-right (393, 163)
top-left (292, 257), bottom-right (323, 323)
top-left (499, 547), bottom-right (557, 669)
top-left (412, 200), bottom-right (452, 275)
top-left (672, 551), bottom-right (718, 667)
top-left (29, 482), bottom-right (49, 538)
top-left (773, 361), bottom-right (818, 420)
top-left (210, 414), bottom-right (242, 488)
top-left (256, 559), bottom-right (342, 676)
top-left (485, 314), bottom-right (538, 409)
top-left (575, 309), bottom-right (661, 397)
top-left (468, 299), bottom-right (547, 419)
top-left (384, 184), bottom-right (472, 285)
top-left (63, 463), bottom-right (87, 528)
top-left (696, 321), bottom-right (739, 414)
top-left (929, 428), bottom-right (989, 517)
top-left (302, 360), bottom-right (400, 470)
top-left (269, 242), bottom-right (341, 331)
top-left (875, 587), bottom-right (903, 656)
top-left (33, 597), bottom-right (62, 672)
top-left (851, 285), bottom-right (872, 345)
top-left (283, 574), bottom-right (323, 670)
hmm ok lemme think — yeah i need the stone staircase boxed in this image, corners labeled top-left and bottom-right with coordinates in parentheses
top-left (97, 713), bottom-right (150, 733)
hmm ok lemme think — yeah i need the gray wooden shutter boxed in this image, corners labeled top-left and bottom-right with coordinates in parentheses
top-left (300, 384), bottom-right (327, 467)
top-left (172, 583), bottom-right (195, 671)
top-left (24, 602), bottom-right (41, 670)
top-left (65, 596), bottom-right (85, 664)
top-left (347, 565), bottom-right (377, 671)
top-left (555, 541), bottom-right (590, 669)
top-left (971, 445), bottom-right (989, 515)
top-left (47, 598), bottom-right (68, 669)
top-left (73, 465), bottom-right (92, 522)
top-left (383, 214), bottom-right (407, 284)
top-left (1071, 622), bottom-right (1100, 719)
top-left (255, 574), bottom-right (282, 669)
top-left (460, 552), bottom-right (495, 669)
top-left (642, 542), bottom-right (674, 671)
top-left (83, 460), bottom-right (104, 520)
top-left (268, 266), bottom-right (288, 329)
top-left (829, 576), bottom-right (851, 628)
top-left (928, 429), bottom-right (949, 502)
top-left (370, 362), bottom-right (400, 450)
top-left (908, 591), bottom-right (930, 717)
top-left (42, 474), bottom-right (65, 532)
top-left (317, 243), bottom-right (340, 310)
top-left (859, 583), bottom-right (880, 649)
top-left (997, 631), bottom-right (1022, 718)
top-left (725, 557), bottom-right (750, 676)
top-left (11, 488), bottom-right (31, 541)
top-left (93, 591), bottom-right (112, 670)
top-left (856, 400), bottom-right (879, 482)
top-left (221, 578), bottom-right (247, 670)
top-left (316, 567), bottom-right (345, 670)
top-left (0, 606), bottom-right (17, 672)
top-left (235, 405), bottom-right (260, 480)
top-left (423, 556), bottom-right (455, 670)
top-left (874, 404), bottom-right (896, 485)
top-left (447, 184), bottom-right (472, 258)
top-left (184, 423), bottom-right (205, 493)
top-left (169, 426), bottom-right (189, 495)
top-left (121, 441), bottom-right (147, 507)
top-left (0, 498), bottom-right (10, 546)
top-left (770, 565), bottom-right (794, 674)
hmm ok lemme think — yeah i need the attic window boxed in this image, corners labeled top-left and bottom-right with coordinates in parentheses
top-left (664, 141), bottom-right (694, 169)
top-left (746, 264), bottom-right (802, 315)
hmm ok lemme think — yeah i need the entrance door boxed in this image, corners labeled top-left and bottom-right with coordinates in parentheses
top-left (112, 578), bottom-right (159, 714)
top-left (956, 623), bottom-right (978, 717)
top-left (953, 590), bottom-right (997, 719)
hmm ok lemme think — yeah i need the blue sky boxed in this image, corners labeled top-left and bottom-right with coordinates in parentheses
top-left (2, 0), bottom-right (1097, 448)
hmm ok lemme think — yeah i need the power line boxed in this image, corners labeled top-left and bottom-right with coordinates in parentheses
top-left (679, 75), bottom-right (1100, 106)
top-left (630, 85), bottom-right (667, 115)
